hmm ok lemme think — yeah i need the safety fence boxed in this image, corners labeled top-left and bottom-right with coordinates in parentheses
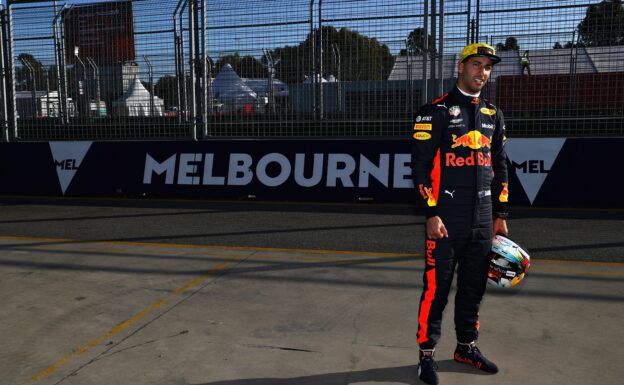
top-left (1, 0), bottom-right (622, 141)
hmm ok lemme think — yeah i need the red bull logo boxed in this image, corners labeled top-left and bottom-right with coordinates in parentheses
top-left (451, 131), bottom-right (492, 150)
top-left (499, 182), bottom-right (509, 202)
top-left (419, 184), bottom-right (437, 207)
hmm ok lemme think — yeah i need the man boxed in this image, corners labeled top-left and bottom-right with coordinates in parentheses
top-left (411, 43), bottom-right (509, 385)
top-left (521, 50), bottom-right (531, 75)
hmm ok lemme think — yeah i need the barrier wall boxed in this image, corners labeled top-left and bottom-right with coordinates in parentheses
top-left (0, 138), bottom-right (620, 207)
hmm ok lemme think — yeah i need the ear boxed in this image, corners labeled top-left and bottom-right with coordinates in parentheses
top-left (457, 61), bottom-right (464, 74)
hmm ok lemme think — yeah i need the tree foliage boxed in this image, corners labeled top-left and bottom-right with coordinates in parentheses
top-left (552, 41), bottom-right (585, 49)
top-left (578, 0), bottom-right (624, 46)
top-left (214, 53), bottom-right (267, 78)
top-left (271, 26), bottom-right (395, 84)
top-left (495, 37), bottom-right (519, 52)
top-left (399, 28), bottom-right (436, 56)
top-left (154, 75), bottom-right (178, 108)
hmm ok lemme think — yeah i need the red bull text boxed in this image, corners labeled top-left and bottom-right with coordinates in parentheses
top-left (446, 151), bottom-right (491, 167)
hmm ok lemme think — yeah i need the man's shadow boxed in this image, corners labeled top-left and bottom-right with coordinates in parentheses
top-left (198, 360), bottom-right (489, 385)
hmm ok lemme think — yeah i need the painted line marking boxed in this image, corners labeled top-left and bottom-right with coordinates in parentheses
top-left (2, 235), bottom-right (623, 271)
top-left (0, 235), bottom-right (419, 258)
top-left (23, 254), bottom-right (241, 384)
top-left (532, 259), bottom-right (624, 267)
top-left (530, 268), bottom-right (624, 277)
top-left (4, 194), bottom-right (624, 212)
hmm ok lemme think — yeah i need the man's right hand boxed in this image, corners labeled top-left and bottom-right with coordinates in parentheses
top-left (426, 216), bottom-right (449, 239)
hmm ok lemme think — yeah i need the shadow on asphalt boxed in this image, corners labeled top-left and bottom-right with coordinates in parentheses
top-left (197, 360), bottom-right (491, 385)
top-left (2, 196), bottom-right (623, 220)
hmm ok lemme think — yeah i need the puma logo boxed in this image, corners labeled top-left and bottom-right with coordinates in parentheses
top-left (444, 189), bottom-right (455, 198)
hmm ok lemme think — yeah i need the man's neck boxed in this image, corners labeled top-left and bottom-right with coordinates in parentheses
top-left (456, 84), bottom-right (480, 98)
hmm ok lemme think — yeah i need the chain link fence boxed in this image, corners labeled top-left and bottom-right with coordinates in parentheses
top-left (1, 0), bottom-right (623, 140)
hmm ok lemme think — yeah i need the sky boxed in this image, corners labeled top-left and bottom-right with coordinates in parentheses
top-left (4, 0), bottom-right (602, 79)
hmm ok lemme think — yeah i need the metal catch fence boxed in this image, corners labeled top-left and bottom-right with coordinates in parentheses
top-left (1, 0), bottom-right (623, 140)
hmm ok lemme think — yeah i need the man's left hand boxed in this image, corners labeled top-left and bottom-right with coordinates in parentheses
top-left (493, 218), bottom-right (508, 237)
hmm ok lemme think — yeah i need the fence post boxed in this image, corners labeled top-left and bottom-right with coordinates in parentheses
top-left (173, 1), bottom-right (181, 123)
top-left (87, 57), bottom-right (100, 117)
top-left (430, 0), bottom-right (437, 97)
top-left (192, 0), bottom-right (202, 140)
top-left (438, 0), bottom-right (444, 95)
top-left (176, 0), bottom-right (189, 129)
top-left (318, 0), bottom-right (323, 120)
top-left (6, 1), bottom-right (17, 139)
top-left (143, 56), bottom-right (154, 117)
top-left (53, 2), bottom-right (67, 124)
top-left (187, 0), bottom-right (197, 140)
top-left (422, 0), bottom-right (429, 105)
top-left (466, 0), bottom-right (471, 45)
top-left (309, 0), bottom-right (316, 118)
top-left (201, 0), bottom-right (207, 138)
top-left (0, 5), bottom-right (9, 141)
top-left (475, 0), bottom-right (480, 42)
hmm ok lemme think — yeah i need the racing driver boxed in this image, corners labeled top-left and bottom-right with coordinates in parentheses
top-left (411, 43), bottom-right (509, 385)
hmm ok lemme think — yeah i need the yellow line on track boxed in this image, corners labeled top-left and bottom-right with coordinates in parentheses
top-left (2, 234), bottom-right (624, 267)
top-left (0, 235), bottom-right (418, 258)
top-left (23, 255), bottom-right (241, 384)
top-left (532, 259), bottom-right (624, 268)
top-left (4, 194), bottom-right (624, 212)
top-left (2, 235), bottom-right (624, 267)
top-left (532, 268), bottom-right (624, 277)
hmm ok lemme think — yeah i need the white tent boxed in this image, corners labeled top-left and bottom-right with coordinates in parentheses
top-left (303, 74), bottom-right (328, 83)
top-left (113, 78), bottom-right (164, 117)
top-left (213, 64), bottom-right (258, 112)
top-left (243, 78), bottom-right (290, 97)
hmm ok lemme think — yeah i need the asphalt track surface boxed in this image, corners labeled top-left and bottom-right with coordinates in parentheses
top-left (0, 196), bottom-right (623, 262)
top-left (1, 197), bottom-right (623, 385)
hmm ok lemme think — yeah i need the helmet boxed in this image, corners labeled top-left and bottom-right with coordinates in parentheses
top-left (487, 235), bottom-right (531, 288)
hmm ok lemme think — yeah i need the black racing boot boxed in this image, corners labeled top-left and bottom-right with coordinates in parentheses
top-left (418, 349), bottom-right (439, 385)
top-left (453, 341), bottom-right (499, 373)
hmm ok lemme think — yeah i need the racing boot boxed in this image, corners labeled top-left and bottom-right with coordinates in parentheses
top-left (417, 349), bottom-right (439, 385)
top-left (453, 341), bottom-right (499, 373)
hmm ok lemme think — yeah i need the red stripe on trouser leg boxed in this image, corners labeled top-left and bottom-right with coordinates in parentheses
top-left (417, 268), bottom-right (437, 344)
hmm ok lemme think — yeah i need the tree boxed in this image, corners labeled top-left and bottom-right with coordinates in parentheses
top-left (564, 41), bottom-right (585, 48)
top-left (553, 42), bottom-right (563, 49)
top-left (578, 0), bottom-right (624, 46)
top-left (154, 75), bottom-right (178, 108)
top-left (496, 37), bottom-right (520, 51)
top-left (271, 26), bottom-right (395, 84)
top-left (214, 53), bottom-right (266, 78)
top-left (399, 27), bottom-right (435, 55)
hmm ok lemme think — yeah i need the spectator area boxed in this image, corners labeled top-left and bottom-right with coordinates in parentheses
top-left (389, 46), bottom-right (624, 80)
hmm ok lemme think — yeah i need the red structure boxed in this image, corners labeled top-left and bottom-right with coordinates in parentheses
top-left (62, 0), bottom-right (135, 64)
top-left (496, 72), bottom-right (624, 111)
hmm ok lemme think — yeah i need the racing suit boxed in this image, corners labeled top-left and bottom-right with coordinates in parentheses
top-left (411, 85), bottom-right (509, 349)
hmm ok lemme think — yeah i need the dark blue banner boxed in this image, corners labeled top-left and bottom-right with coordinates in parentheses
top-left (0, 138), bottom-right (621, 207)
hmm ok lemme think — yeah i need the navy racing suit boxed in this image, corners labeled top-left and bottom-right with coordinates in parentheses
top-left (411, 85), bottom-right (509, 349)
